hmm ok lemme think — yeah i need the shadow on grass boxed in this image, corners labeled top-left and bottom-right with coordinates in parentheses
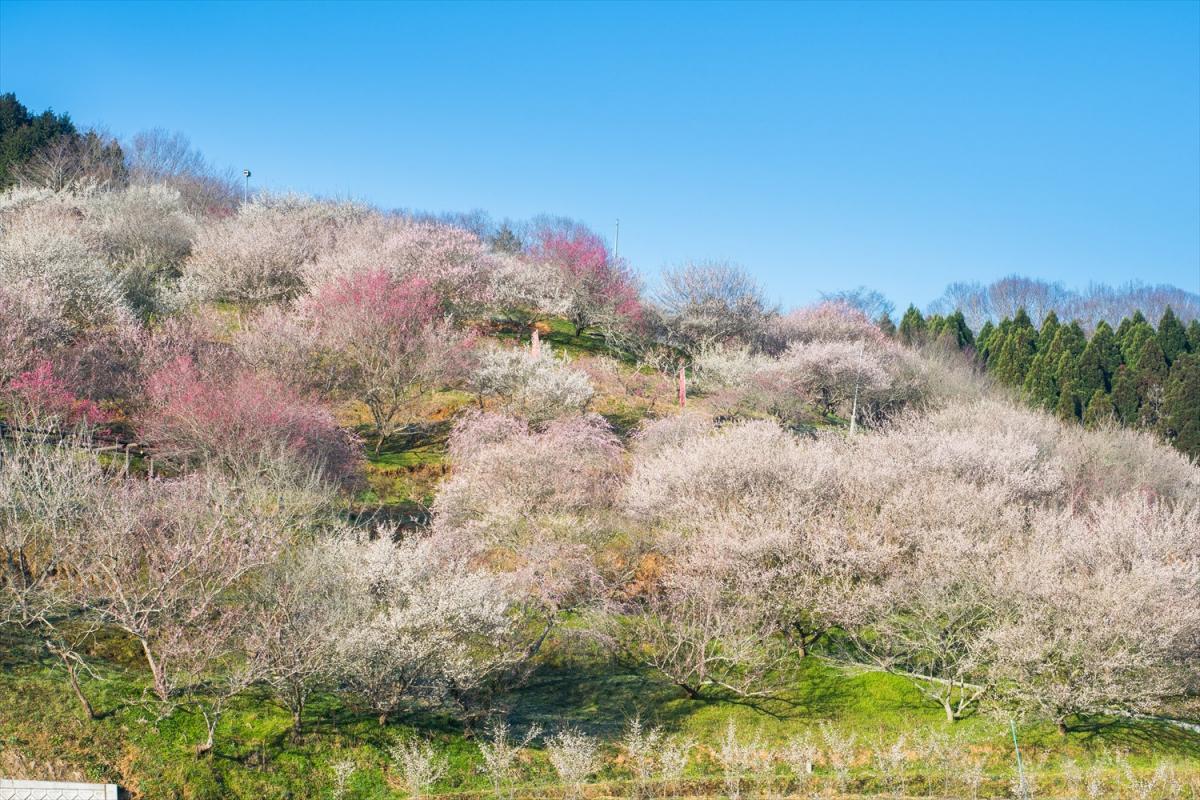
top-left (1064, 715), bottom-right (1200, 758)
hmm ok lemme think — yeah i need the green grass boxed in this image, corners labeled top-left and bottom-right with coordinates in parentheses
top-left (3, 624), bottom-right (1196, 800)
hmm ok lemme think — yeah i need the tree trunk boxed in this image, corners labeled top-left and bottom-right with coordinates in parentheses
top-left (290, 695), bottom-right (304, 739)
top-left (1056, 717), bottom-right (1069, 736)
top-left (57, 650), bottom-right (97, 720)
top-left (378, 711), bottom-right (389, 726)
top-left (943, 699), bottom-right (956, 724)
top-left (139, 639), bottom-right (170, 702)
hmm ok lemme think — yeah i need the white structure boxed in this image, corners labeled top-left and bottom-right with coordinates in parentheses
top-left (0, 780), bottom-right (120, 800)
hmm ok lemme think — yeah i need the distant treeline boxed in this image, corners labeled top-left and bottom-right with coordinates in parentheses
top-left (886, 304), bottom-right (1200, 458)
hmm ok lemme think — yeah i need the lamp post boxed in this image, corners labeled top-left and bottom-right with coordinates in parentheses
top-left (242, 168), bottom-right (252, 204)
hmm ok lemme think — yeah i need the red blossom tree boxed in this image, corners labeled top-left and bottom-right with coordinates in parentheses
top-left (4, 360), bottom-right (107, 430)
top-left (141, 356), bottom-right (359, 482)
top-left (528, 220), bottom-right (643, 338)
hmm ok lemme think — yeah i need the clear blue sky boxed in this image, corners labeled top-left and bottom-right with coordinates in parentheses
top-left (2, 0), bottom-right (1198, 309)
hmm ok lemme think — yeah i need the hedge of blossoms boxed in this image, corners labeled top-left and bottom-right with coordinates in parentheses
top-left (1, 179), bottom-right (1197, 761)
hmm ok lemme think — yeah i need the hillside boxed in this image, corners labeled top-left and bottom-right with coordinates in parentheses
top-left (1, 115), bottom-right (1199, 799)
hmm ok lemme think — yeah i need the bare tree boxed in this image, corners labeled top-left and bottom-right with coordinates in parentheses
top-left (12, 130), bottom-right (126, 191)
top-left (125, 128), bottom-right (239, 213)
top-left (656, 261), bottom-right (773, 354)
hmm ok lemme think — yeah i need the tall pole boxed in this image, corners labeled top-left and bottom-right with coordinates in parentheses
top-left (614, 218), bottom-right (620, 260)
top-left (242, 168), bottom-right (252, 204)
top-left (1010, 719), bottom-right (1029, 800)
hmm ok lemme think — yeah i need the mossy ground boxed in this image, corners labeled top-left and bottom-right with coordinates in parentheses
top-left (3, 623), bottom-right (1197, 799)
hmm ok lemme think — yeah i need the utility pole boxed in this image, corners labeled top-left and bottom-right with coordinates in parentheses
top-left (242, 168), bottom-right (252, 204)
top-left (613, 218), bottom-right (620, 260)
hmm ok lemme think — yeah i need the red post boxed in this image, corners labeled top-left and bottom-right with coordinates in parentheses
top-left (531, 327), bottom-right (541, 357)
top-left (677, 365), bottom-right (687, 408)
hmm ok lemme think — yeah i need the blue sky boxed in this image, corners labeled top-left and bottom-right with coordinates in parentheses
top-left (2, 0), bottom-right (1197, 310)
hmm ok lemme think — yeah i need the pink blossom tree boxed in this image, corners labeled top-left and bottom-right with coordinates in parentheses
top-left (4, 360), bottom-right (107, 431)
top-left (527, 219), bottom-right (643, 339)
top-left (305, 269), bottom-right (473, 452)
top-left (141, 355), bottom-right (359, 482)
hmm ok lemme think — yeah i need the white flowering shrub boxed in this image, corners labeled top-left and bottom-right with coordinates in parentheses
top-left (470, 345), bottom-right (594, 423)
top-left (545, 728), bottom-right (600, 800)
top-left (335, 529), bottom-right (520, 724)
top-left (387, 736), bottom-right (447, 800)
top-left (0, 198), bottom-right (132, 330)
top-left (182, 194), bottom-right (368, 304)
top-left (85, 184), bottom-right (197, 314)
top-left (485, 253), bottom-right (571, 327)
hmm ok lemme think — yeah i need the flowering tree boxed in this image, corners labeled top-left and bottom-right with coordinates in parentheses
top-left (182, 194), bottom-right (367, 304)
top-left (0, 196), bottom-right (132, 331)
top-left (655, 261), bottom-right (772, 353)
top-left (305, 269), bottom-right (473, 451)
top-left (67, 471), bottom-right (308, 751)
top-left (469, 345), bottom-right (594, 423)
top-left (3, 361), bottom-right (107, 431)
top-left (335, 530), bottom-right (524, 724)
top-left (527, 218), bottom-right (643, 338)
top-left (0, 287), bottom-right (68, 386)
top-left (245, 539), bottom-right (360, 736)
top-left (0, 434), bottom-right (107, 718)
top-left (85, 183), bottom-right (198, 315)
top-left (989, 496), bottom-right (1200, 732)
top-left (303, 214), bottom-right (501, 316)
top-left (141, 355), bottom-right (360, 482)
top-left (484, 253), bottom-right (571, 329)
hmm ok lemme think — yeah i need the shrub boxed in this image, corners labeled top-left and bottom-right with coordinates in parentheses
top-left (470, 345), bottom-right (594, 423)
top-left (140, 355), bottom-right (360, 482)
top-left (545, 728), bottom-right (600, 800)
top-left (303, 213), bottom-right (500, 315)
top-left (182, 194), bottom-right (367, 304)
top-left (0, 195), bottom-right (131, 330)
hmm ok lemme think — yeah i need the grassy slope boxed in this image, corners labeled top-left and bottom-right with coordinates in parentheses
top-left (4, 624), bottom-right (1197, 800)
top-left (3, 325), bottom-right (1198, 798)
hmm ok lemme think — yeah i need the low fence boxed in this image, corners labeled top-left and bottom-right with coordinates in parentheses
top-left (0, 780), bottom-right (123, 800)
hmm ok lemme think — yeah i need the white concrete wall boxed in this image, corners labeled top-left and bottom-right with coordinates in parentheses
top-left (0, 780), bottom-right (120, 800)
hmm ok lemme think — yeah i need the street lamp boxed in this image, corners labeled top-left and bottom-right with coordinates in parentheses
top-left (242, 169), bottom-right (252, 204)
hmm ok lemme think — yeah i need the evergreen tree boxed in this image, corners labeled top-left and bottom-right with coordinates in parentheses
top-left (925, 314), bottom-right (946, 342)
top-left (0, 93), bottom-right (76, 187)
top-left (1187, 319), bottom-right (1200, 353)
top-left (1160, 353), bottom-right (1200, 459)
top-left (991, 310), bottom-right (1037, 386)
top-left (1121, 321), bottom-right (1156, 370)
top-left (1110, 364), bottom-right (1139, 425)
top-left (946, 310), bottom-right (974, 348)
top-left (1133, 336), bottom-right (1169, 426)
top-left (876, 311), bottom-right (897, 338)
top-left (1023, 351), bottom-right (1058, 410)
top-left (1055, 379), bottom-right (1080, 422)
top-left (1036, 310), bottom-right (1060, 352)
top-left (490, 223), bottom-right (523, 254)
top-left (1157, 307), bottom-right (1189, 365)
top-left (1055, 350), bottom-right (1081, 401)
top-left (1040, 325), bottom-right (1086, 384)
top-left (898, 305), bottom-right (926, 346)
top-left (1082, 389), bottom-right (1115, 430)
top-left (976, 320), bottom-right (996, 360)
top-left (1076, 321), bottom-right (1120, 399)
top-left (1114, 315), bottom-right (1134, 345)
